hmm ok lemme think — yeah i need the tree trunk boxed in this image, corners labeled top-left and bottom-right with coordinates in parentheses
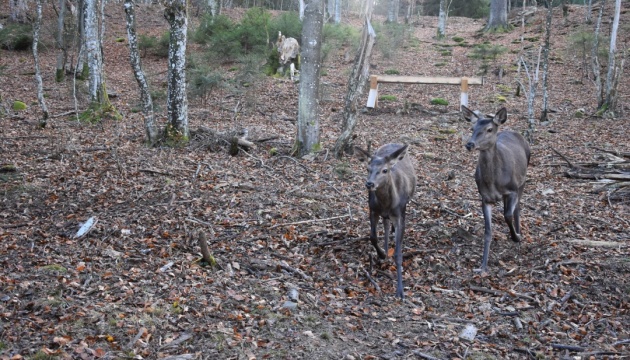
top-left (334, 17), bottom-right (376, 159)
top-left (10, 0), bottom-right (28, 23)
top-left (33, 0), bottom-right (49, 128)
top-left (540, 0), bottom-right (552, 122)
top-left (486, 0), bottom-right (508, 31)
top-left (591, 0), bottom-right (605, 109)
top-left (327, 0), bottom-right (334, 21)
top-left (299, 0), bottom-right (305, 20)
top-left (56, 0), bottom-right (67, 82)
top-left (334, 0), bottom-right (340, 24)
top-left (387, 0), bottom-right (399, 23)
top-left (163, 0), bottom-right (189, 141)
top-left (437, 0), bottom-right (446, 39)
top-left (85, 0), bottom-right (107, 105)
top-left (124, 0), bottom-right (159, 145)
top-left (296, 0), bottom-right (324, 157)
top-left (586, 0), bottom-right (593, 24)
top-left (603, 0), bottom-right (621, 111)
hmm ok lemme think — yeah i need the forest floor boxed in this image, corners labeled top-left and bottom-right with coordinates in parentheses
top-left (1, 2), bottom-right (629, 360)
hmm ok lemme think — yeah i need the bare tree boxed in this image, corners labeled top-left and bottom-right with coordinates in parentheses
top-left (486, 0), bottom-right (508, 31)
top-left (125, 0), bottom-right (159, 145)
top-left (437, 0), bottom-right (446, 39)
top-left (295, 0), bottom-right (324, 157)
top-left (388, 0), bottom-right (399, 23)
top-left (10, 0), bottom-right (28, 23)
top-left (591, 0), bottom-right (606, 108)
top-left (586, 0), bottom-right (593, 24)
top-left (55, 0), bottom-right (67, 82)
top-left (33, 0), bottom-right (49, 128)
top-left (334, 16), bottom-right (376, 158)
top-left (162, 0), bottom-right (189, 141)
top-left (603, 0), bottom-right (622, 112)
top-left (540, 0), bottom-right (552, 122)
top-left (84, 0), bottom-right (108, 106)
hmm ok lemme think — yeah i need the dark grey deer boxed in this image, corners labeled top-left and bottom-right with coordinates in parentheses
top-left (357, 144), bottom-right (416, 299)
top-left (462, 106), bottom-right (531, 273)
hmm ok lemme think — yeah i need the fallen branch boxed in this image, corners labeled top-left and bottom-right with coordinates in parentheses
top-left (550, 343), bottom-right (585, 352)
top-left (550, 146), bottom-right (574, 168)
top-left (469, 286), bottom-right (537, 303)
top-left (279, 261), bottom-right (312, 281)
top-left (363, 269), bottom-right (381, 293)
top-left (412, 350), bottom-right (442, 360)
top-left (269, 214), bottom-right (350, 229)
top-left (566, 170), bottom-right (630, 181)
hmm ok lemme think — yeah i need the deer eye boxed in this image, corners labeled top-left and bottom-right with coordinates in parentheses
top-left (382, 169), bottom-right (388, 174)
top-left (487, 128), bottom-right (493, 132)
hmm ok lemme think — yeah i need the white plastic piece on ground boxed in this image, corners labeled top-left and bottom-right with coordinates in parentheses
top-left (459, 323), bottom-right (478, 341)
top-left (159, 261), bottom-right (175, 272)
top-left (74, 216), bottom-right (97, 239)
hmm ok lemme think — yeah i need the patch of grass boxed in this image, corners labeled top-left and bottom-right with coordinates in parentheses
top-left (384, 69), bottom-right (400, 75)
top-left (12, 101), bottom-right (26, 111)
top-left (434, 62), bottom-right (447, 67)
top-left (430, 98), bottom-right (448, 106)
top-left (379, 95), bottom-right (397, 102)
top-left (524, 36), bottom-right (539, 42)
top-left (320, 332), bottom-right (332, 340)
top-left (334, 161), bottom-right (351, 179)
top-left (32, 350), bottom-right (58, 360)
top-left (440, 50), bottom-right (452, 56)
top-left (373, 22), bottom-right (410, 59)
top-left (452, 36), bottom-right (465, 43)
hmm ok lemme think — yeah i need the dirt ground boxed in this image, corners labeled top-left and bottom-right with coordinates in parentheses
top-left (1, 2), bottom-right (629, 359)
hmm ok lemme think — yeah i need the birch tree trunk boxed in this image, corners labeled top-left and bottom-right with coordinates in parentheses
top-left (124, 0), bottom-right (159, 145)
top-left (296, 0), bottom-right (324, 157)
top-left (334, 17), bottom-right (376, 158)
top-left (327, 0), bottom-right (334, 21)
top-left (33, 0), bottom-right (49, 128)
top-left (540, 0), bottom-right (552, 122)
top-left (162, 0), bottom-right (189, 140)
top-left (334, 0), bottom-right (340, 24)
top-left (591, 0), bottom-right (605, 108)
top-left (299, 0), bottom-right (305, 20)
top-left (56, 0), bottom-right (67, 82)
top-left (603, 0), bottom-right (621, 111)
top-left (486, 0), bottom-right (508, 31)
top-left (437, 0), bottom-right (446, 39)
top-left (85, 0), bottom-right (107, 105)
top-left (586, 0), bottom-right (592, 24)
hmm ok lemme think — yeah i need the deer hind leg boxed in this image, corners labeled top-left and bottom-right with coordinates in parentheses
top-left (514, 185), bottom-right (525, 235)
top-left (504, 193), bottom-right (522, 243)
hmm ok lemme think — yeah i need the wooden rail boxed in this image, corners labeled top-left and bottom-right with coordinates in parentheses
top-left (366, 75), bottom-right (484, 108)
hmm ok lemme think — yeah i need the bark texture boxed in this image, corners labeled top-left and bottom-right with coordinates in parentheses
top-left (387, 0), bottom-right (399, 23)
top-left (437, 0), bottom-right (446, 39)
top-left (124, 0), bottom-right (159, 145)
top-left (33, 0), bottom-right (49, 127)
top-left (604, 0), bottom-right (621, 110)
top-left (591, 0), bottom-right (606, 108)
top-left (163, 0), bottom-right (189, 140)
top-left (540, 0), bottom-right (552, 122)
top-left (85, 0), bottom-right (106, 105)
top-left (334, 17), bottom-right (376, 159)
top-left (486, 0), bottom-right (508, 31)
top-left (55, 0), bottom-right (66, 82)
top-left (296, 0), bottom-right (324, 157)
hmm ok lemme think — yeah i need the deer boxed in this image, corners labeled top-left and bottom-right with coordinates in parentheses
top-left (356, 143), bottom-right (416, 299)
top-left (462, 106), bottom-right (531, 273)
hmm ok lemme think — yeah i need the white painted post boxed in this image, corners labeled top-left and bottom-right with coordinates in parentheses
top-left (460, 77), bottom-right (469, 108)
top-left (366, 75), bottom-right (379, 108)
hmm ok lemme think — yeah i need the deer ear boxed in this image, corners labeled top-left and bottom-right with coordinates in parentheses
top-left (461, 105), bottom-right (478, 123)
top-left (493, 108), bottom-right (508, 125)
top-left (387, 144), bottom-right (408, 163)
top-left (354, 146), bottom-right (371, 162)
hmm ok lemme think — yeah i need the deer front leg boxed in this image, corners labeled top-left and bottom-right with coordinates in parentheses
top-left (393, 215), bottom-right (405, 300)
top-left (476, 202), bottom-right (493, 273)
top-left (383, 217), bottom-right (390, 257)
top-left (369, 210), bottom-right (386, 259)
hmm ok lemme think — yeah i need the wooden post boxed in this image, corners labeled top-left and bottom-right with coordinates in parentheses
top-left (460, 77), bottom-right (469, 108)
top-left (366, 75), bottom-right (379, 108)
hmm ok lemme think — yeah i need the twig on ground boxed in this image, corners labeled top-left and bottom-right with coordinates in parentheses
top-left (269, 214), bottom-right (350, 229)
top-left (550, 146), bottom-right (574, 168)
top-left (363, 269), bottom-right (381, 293)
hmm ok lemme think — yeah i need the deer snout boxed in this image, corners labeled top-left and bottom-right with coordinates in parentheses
top-left (365, 181), bottom-right (375, 190)
top-left (466, 141), bottom-right (476, 151)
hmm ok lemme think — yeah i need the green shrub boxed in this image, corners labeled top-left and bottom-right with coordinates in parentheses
top-left (373, 22), bottom-right (409, 59)
top-left (452, 36), bottom-right (465, 43)
top-left (384, 69), bottom-right (400, 75)
top-left (430, 98), bottom-right (448, 106)
top-left (138, 34), bottom-right (157, 56)
top-left (468, 44), bottom-right (507, 61)
top-left (189, 66), bottom-right (225, 104)
top-left (269, 12), bottom-right (302, 42)
top-left (193, 14), bottom-right (236, 45)
top-left (0, 24), bottom-right (33, 51)
top-left (423, 0), bottom-right (489, 18)
top-left (321, 23), bottom-right (359, 64)
top-left (239, 7), bottom-right (272, 53)
top-left (379, 95), bottom-right (397, 102)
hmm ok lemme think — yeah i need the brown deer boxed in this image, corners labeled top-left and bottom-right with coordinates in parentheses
top-left (462, 106), bottom-right (531, 273)
top-left (357, 144), bottom-right (416, 299)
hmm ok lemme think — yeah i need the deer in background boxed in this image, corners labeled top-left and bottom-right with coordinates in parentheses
top-left (462, 106), bottom-right (531, 273)
top-left (276, 31), bottom-right (300, 81)
top-left (357, 144), bottom-right (416, 299)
